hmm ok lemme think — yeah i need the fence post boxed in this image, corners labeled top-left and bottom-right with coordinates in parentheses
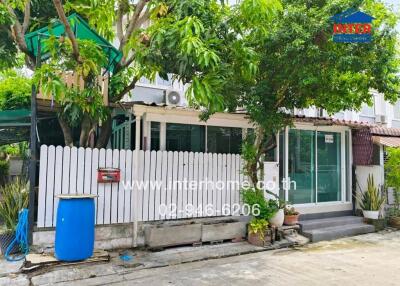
top-left (132, 115), bottom-right (141, 247)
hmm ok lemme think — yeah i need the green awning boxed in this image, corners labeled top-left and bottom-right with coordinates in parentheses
top-left (0, 109), bottom-right (31, 145)
top-left (0, 109), bottom-right (60, 145)
top-left (24, 13), bottom-right (122, 73)
top-left (0, 109), bottom-right (31, 127)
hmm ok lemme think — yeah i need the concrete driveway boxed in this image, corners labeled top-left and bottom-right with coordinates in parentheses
top-left (2, 230), bottom-right (400, 285)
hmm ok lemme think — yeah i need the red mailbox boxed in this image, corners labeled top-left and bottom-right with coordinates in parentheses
top-left (97, 168), bottom-right (120, 183)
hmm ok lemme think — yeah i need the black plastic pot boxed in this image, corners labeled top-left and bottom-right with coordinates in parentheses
top-left (0, 231), bottom-right (19, 255)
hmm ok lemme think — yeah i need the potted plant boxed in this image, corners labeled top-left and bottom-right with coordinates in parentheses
top-left (241, 188), bottom-right (277, 246)
top-left (387, 208), bottom-right (400, 229)
top-left (386, 187), bottom-right (400, 228)
top-left (384, 148), bottom-right (400, 228)
top-left (284, 205), bottom-right (300, 225)
top-left (0, 178), bottom-right (28, 254)
top-left (247, 218), bottom-right (272, 247)
top-left (269, 200), bottom-right (285, 227)
top-left (356, 174), bottom-right (385, 220)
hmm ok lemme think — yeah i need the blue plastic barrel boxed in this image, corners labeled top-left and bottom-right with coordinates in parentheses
top-left (55, 194), bottom-right (97, 261)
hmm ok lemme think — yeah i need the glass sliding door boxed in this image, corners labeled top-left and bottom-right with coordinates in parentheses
top-left (288, 129), bottom-right (316, 204)
top-left (285, 128), bottom-right (344, 205)
top-left (316, 131), bottom-right (342, 202)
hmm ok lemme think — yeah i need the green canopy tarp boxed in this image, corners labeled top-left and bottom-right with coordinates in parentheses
top-left (0, 109), bottom-right (31, 127)
top-left (24, 13), bottom-right (122, 73)
top-left (0, 109), bottom-right (59, 145)
top-left (0, 109), bottom-right (31, 145)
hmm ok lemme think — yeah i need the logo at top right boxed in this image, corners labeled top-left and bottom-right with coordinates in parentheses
top-left (331, 9), bottom-right (375, 43)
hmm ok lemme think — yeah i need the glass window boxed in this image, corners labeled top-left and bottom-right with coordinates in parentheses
top-left (151, 122), bottom-right (160, 151)
top-left (166, 123), bottom-right (205, 152)
top-left (360, 103), bottom-right (375, 117)
top-left (207, 126), bottom-right (242, 154)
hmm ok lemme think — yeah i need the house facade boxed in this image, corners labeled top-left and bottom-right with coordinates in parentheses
top-left (104, 78), bottom-right (399, 217)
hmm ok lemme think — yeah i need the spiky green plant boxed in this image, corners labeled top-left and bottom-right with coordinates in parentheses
top-left (356, 174), bottom-right (385, 211)
top-left (0, 178), bottom-right (28, 233)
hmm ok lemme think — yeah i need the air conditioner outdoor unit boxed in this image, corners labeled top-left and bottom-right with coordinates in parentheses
top-left (164, 89), bottom-right (182, 106)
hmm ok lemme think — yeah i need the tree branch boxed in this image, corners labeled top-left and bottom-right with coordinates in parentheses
top-left (22, 0), bottom-right (31, 34)
top-left (135, 5), bottom-right (151, 30)
top-left (116, 2), bottom-right (124, 42)
top-left (0, 0), bottom-right (29, 54)
top-left (119, 0), bottom-right (148, 52)
top-left (52, 0), bottom-right (81, 63)
top-left (120, 53), bottom-right (135, 69)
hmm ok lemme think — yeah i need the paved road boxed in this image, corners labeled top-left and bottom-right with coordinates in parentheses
top-left (100, 231), bottom-right (400, 286)
top-left (3, 230), bottom-right (400, 285)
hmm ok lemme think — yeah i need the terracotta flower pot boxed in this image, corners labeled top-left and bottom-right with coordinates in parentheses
top-left (389, 217), bottom-right (400, 229)
top-left (284, 214), bottom-right (299, 225)
top-left (247, 227), bottom-right (272, 247)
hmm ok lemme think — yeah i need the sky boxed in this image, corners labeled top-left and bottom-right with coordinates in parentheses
top-left (383, 0), bottom-right (400, 31)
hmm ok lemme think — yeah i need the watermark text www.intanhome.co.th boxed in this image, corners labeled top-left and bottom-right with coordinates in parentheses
top-left (121, 177), bottom-right (297, 192)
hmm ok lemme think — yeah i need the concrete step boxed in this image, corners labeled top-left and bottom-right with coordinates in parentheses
top-left (302, 223), bottom-right (375, 242)
top-left (299, 216), bottom-right (364, 232)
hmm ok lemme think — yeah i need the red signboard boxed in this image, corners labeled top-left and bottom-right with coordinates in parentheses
top-left (97, 168), bottom-right (120, 183)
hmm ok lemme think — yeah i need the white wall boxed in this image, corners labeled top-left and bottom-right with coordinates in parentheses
top-left (355, 165), bottom-right (384, 193)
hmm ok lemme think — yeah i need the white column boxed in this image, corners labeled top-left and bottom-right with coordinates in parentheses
top-left (147, 120), bottom-right (152, 151)
top-left (133, 114), bottom-right (141, 247)
top-left (160, 122), bottom-right (166, 151)
top-left (135, 115), bottom-right (141, 151)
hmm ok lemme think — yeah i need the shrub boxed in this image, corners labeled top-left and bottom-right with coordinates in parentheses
top-left (0, 160), bottom-right (9, 186)
top-left (241, 188), bottom-right (277, 220)
top-left (0, 178), bottom-right (29, 233)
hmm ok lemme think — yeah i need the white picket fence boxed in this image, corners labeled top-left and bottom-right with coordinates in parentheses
top-left (37, 145), bottom-right (245, 228)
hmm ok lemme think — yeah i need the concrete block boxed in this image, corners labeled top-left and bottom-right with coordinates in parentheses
top-left (145, 223), bottom-right (202, 248)
top-left (201, 221), bottom-right (246, 242)
top-left (33, 223), bottom-right (146, 250)
top-left (95, 224), bottom-right (132, 240)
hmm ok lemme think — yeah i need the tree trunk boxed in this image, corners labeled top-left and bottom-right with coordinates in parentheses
top-left (95, 115), bottom-right (113, 148)
top-left (252, 126), bottom-right (265, 186)
top-left (58, 116), bottom-right (74, 147)
top-left (79, 115), bottom-right (92, 147)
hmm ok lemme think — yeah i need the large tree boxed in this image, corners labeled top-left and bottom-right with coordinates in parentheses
top-left (0, 0), bottom-right (281, 147)
top-left (179, 0), bottom-right (399, 185)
